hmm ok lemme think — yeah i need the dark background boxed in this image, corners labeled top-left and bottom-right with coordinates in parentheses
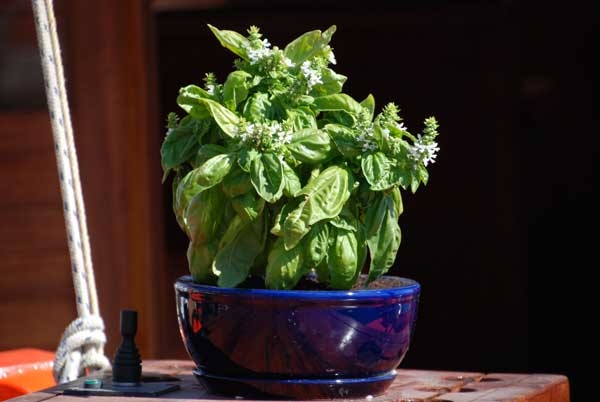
top-left (155, 1), bottom-right (597, 400)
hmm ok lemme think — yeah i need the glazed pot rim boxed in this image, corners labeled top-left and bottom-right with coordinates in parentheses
top-left (175, 274), bottom-right (420, 300)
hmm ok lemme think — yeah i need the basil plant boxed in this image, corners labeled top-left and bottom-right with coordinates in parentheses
top-left (160, 24), bottom-right (440, 290)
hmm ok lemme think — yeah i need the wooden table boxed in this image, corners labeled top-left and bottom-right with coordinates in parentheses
top-left (7, 360), bottom-right (570, 402)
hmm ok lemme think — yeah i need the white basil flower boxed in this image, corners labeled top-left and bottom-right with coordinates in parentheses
top-left (409, 135), bottom-right (440, 166)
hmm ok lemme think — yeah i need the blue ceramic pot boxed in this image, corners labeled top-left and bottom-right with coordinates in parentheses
top-left (174, 275), bottom-right (420, 399)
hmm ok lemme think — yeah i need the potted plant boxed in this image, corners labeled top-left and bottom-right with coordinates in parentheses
top-left (161, 23), bottom-right (440, 400)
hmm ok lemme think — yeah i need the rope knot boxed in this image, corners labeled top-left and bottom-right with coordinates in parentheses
top-left (53, 315), bottom-right (112, 383)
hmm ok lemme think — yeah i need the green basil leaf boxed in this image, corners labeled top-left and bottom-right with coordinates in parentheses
top-left (174, 169), bottom-right (210, 234)
top-left (232, 192), bottom-right (265, 223)
top-left (312, 94), bottom-right (363, 117)
top-left (355, 223), bottom-right (368, 279)
top-left (323, 123), bottom-right (361, 158)
top-left (250, 152), bottom-right (284, 203)
top-left (360, 94), bottom-right (375, 121)
top-left (177, 85), bottom-right (212, 120)
top-left (271, 199), bottom-right (301, 237)
top-left (178, 84), bottom-right (211, 100)
top-left (321, 110), bottom-right (355, 127)
top-left (281, 160), bottom-right (301, 197)
top-left (207, 24), bottom-right (250, 60)
top-left (321, 25), bottom-right (337, 45)
top-left (315, 258), bottom-right (329, 284)
top-left (287, 128), bottom-right (332, 164)
top-left (362, 152), bottom-right (389, 189)
top-left (237, 148), bottom-right (260, 172)
top-left (364, 192), bottom-right (384, 239)
top-left (193, 144), bottom-right (227, 168)
top-left (297, 165), bottom-right (352, 223)
top-left (303, 221), bottom-right (329, 268)
top-left (204, 99), bottom-right (240, 137)
top-left (214, 213), bottom-right (267, 288)
top-left (187, 241), bottom-right (217, 284)
top-left (218, 215), bottom-right (245, 249)
top-left (307, 167), bottom-right (321, 183)
top-left (245, 92), bottom-right (271, 119)
top-left (329, 208), bottom-right (358, 232)
top-left (361, 152), bottom-right (402, 191)
top-left (286, 107), bottom-right (317, 131)
top-left (283, 25), bottom-right (336, 65)
top-left (243, 92), bottom-right (273, 121)
top-left (384, 157), bottom-right (412, 191)
top-left (283, 166), bottom-right (352, 249)
top-left (223, 70), bottom-right (251, 109)
top-left (161, 118), bottom-right (211, 174)
top-left (196, 153), bottom-right (234, 188)
top-left (171, 171), bottom-right (187, 232)
top-left (222, 199), bottom-right (237, 230)
top-left (311, 68), bottom-right (346, 96)
top-left (418, 164), bottom-right (429, 187)
top-left (390, 187), bottom-right (404, 216)
top-left (328, 226), bottom-right (359, 290)
top-left (366, 193), bottom-right (401, 283)
top-left (221, 165), bottom-right (253, 197)
top-left (265, 238), bottom-right (306, 290)
top-left (282, 199), bottom-right (312, 250)
top-left (178, 89), bottom-right (240, 137)
top-left (297, 95), bottom-right (315, 106)
top-left (185, 186), bottom-right (226, 245)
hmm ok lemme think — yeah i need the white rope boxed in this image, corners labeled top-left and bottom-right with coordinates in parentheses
top-left (53, 316), bottom-right (111, 382)
top-left (31, 0), bottom-right (110, 383)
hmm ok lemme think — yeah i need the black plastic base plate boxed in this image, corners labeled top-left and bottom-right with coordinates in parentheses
top-left (58, 373), bottom-right (181, 397)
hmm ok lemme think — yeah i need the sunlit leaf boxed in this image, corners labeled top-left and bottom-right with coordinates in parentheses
top-left (265, 238), bottom-right (306, 290)
top-left (208, 24), bottom-right (250, 59)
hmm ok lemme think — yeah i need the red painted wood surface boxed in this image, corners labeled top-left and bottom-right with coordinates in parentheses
top-left (0, 349), bottom-right (55, 401)
top-left (4, 360), bottom-right (569, 402)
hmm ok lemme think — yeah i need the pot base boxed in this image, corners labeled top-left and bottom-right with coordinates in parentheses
top-left (193, 368), bottom-right (397, 400)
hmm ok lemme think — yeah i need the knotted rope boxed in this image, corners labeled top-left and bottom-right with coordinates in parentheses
top-left (31, 0), bottom-right (111, 383)
top-left (52, 316), bottom-right (109, 383)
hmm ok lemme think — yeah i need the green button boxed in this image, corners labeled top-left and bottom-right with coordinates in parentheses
top-left (83, 378), bottom-right (102, 389)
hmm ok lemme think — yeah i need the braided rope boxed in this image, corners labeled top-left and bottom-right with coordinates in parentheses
top-left (31, 0), bottom-right (110, 383)
top-left (53, 316), bottom-right (111, 382)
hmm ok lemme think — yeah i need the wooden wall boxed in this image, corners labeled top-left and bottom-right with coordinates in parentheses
top-left (0, 0), bottom-right (172, 360)
top-left (0, 1), bottom-right (74, 352)
top-left (56, 0), bottom-right (170, 359)
top-left (0, 111), bottom-right (76, 351)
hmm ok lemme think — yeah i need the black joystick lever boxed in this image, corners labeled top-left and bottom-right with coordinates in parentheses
top-left (112, 309), bottom-right (142, 385)
top-left (61, 309), bottom-right (181, 396)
